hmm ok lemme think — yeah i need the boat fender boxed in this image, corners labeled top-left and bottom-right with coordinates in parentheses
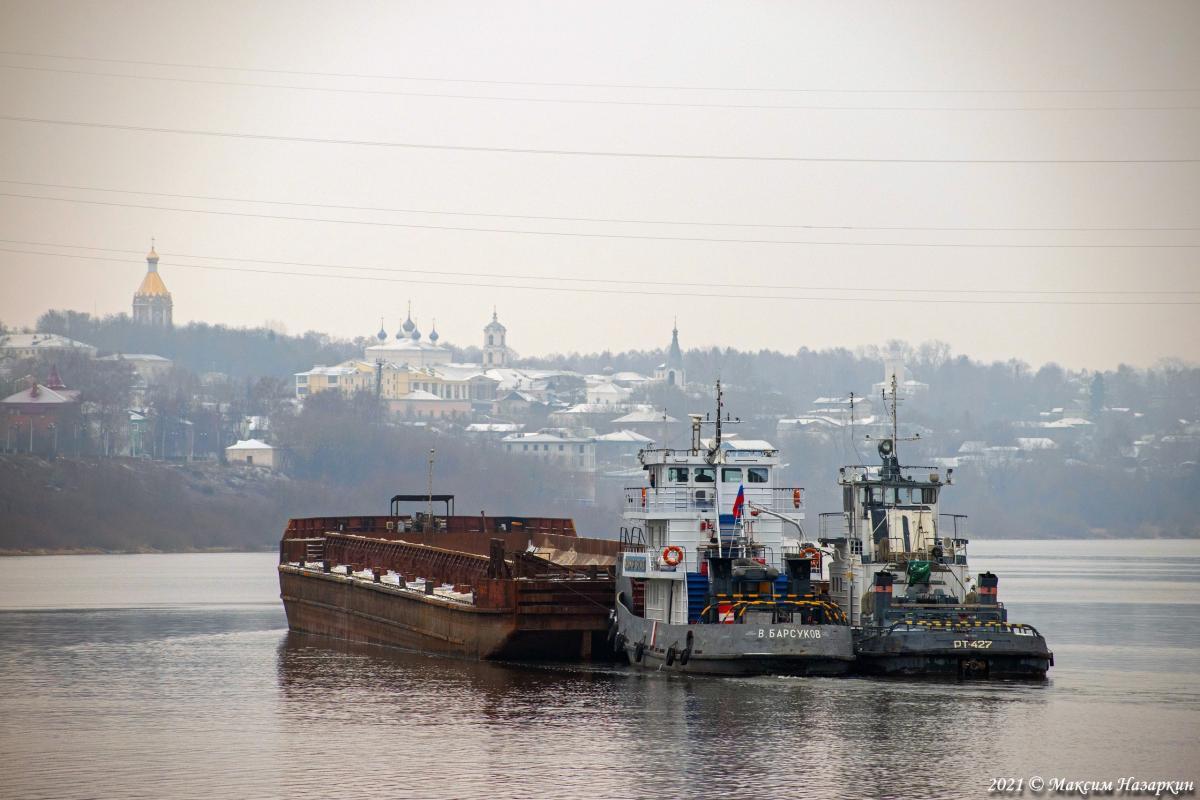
top-left (634, 641), bottom-right (645, 662)
top-left (613, 633), bottom-right (626, 654)
top-left (607, 622), bottom-right (618, 644)
top-left (665, 645), bottom-right (677, 666)
top-left (793, 489), bottom-right (802, 509)
top-left (661, 546), bottom-right (684, 568)
top-left (680, 632), bottom-right (693, 666)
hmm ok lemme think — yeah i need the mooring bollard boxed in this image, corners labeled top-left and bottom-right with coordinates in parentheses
top-left (322, 561), bottom-right (331, 573)
top-left (425, 578), bottom-right (435, 595)
top-left (373, 569), bottom-right (382, 583)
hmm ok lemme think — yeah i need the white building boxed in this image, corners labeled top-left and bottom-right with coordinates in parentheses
top-left (586, 381), bottom-right (633, 406)
top-left (873, 349), bottom-right (929, 399)
top-left (0, 333), bottom-right (97, 361)
top-left (502, 430), bottom-right (596, 472)
top-left (483, 309), bottom-right (510, 367)
top-left (225, 438), bottom-right (278, 469)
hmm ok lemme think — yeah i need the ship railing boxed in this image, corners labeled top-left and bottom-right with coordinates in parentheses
top-left (818, 512), bottom-right (852, 540)
top-left (838, 464), bottom-right (947, 480)
top-left (623, 486), bottom-right (804, 514)
top-left (626, 545), bottom-right (777, 576)
top-left (939, 514), bottom-right (969, 539)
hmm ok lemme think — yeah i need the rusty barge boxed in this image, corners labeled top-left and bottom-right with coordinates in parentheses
top-left (278, 494), bottom-right (620, 661)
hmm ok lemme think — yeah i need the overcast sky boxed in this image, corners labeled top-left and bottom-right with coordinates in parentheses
top-left (0, 1), bottom-right (1196, 370)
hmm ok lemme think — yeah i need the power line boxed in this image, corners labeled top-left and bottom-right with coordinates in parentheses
top-left (6, 236), bottom-right (1194, 295)
top-left (2, 244), bottom-right (1197, 305)
top-left (4, 179), bottom-right (1195, 233)
top-left (2, 50), bottom-right (1195, 95)
top-left (3, 115), bottom-right (1195, 164)
top-left (6, 63), bottom-right (1198, 113)
top-left (4, 192), bottom-right (1196, 249)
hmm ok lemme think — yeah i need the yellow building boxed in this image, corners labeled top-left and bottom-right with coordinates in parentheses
top-left (293, 361), bottom-right (497, 417)
top-left (294, 362), bottom-right (374, 399)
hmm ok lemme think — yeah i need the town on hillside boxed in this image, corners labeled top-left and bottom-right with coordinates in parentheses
top-left (2, 246), bottom-right (1198, 536)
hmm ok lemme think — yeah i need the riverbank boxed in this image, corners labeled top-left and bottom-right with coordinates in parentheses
top-left (0, 454), bottom-right (376, 553)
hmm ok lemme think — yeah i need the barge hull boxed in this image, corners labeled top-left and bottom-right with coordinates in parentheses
top-left (280, 567), bottom-right (608, 661)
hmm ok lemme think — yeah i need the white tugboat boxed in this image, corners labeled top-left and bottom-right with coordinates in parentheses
top-left (611, 383), bottom-right (853, 675)
top-left (821, 376), bottom-right (1054, 678)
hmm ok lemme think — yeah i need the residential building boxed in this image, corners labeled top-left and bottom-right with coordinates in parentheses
top-left (502, 429), bottom-right (596, 472)
top-left (1, 367), bottom-right (82, 455)
top-left (0, 333), bottom-right (97, 361)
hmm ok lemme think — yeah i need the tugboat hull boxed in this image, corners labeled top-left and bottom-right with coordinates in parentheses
top-left (854, 625), bottom-right (1053, 679)
top-left (614, 599), bottom-right (854, 676)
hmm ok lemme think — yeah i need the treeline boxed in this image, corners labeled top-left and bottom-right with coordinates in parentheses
top-left (530, 339), bottom-right (1200, 433)
top-left (34, 310), bottom-right (359, 378)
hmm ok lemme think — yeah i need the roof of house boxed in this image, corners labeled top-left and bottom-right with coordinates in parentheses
top-left (0, 333), bottom-right (95, 351)
top-left (1, 383), bottom-right (80, 405)
top-left (594, 429), bottom-right (655, 443)
top-left (96, 353), bottom-right (172, 363)
top-left (226, 438), bottom-right (273, 451)
top-left (611, 408), bottom-right (678, 424)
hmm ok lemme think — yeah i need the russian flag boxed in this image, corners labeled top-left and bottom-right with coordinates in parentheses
top-left (731, 483), bottom-right (746, 521)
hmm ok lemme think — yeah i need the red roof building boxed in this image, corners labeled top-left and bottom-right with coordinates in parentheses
top-left (2, 366), bottom-right (81, 455)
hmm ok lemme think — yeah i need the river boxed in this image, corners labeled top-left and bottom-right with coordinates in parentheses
top-left (0, 540), bottom-right (1196, 799)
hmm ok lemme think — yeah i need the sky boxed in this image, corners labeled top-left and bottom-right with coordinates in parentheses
top-left (0, 1), bottom-right (1197, 370)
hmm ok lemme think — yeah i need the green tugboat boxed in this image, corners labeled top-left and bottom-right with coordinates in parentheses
top-left (820, 376), bottom-right (1054, 679)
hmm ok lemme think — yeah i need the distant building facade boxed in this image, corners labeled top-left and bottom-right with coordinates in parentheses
top-left (0, 333), bottom-right (97, 361)
top-left (483, 310), bottom-right (510, 367)
top-left (132, 244), bottom-right (173, 327)
top-left (653, 324), bottom-right (685, 387)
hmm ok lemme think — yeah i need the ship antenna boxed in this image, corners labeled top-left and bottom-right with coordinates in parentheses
top-left (849, 391), bottom-right (864, 464)
top-left (891, 372), bottom-right (899, 449)
top-left (714, 379), bottom-right (723, 448)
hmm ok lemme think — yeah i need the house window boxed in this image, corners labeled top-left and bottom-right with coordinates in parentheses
top-left (578, 445), bottom-right (585, 453)
top-left (328, 375), bottom-right (338, 384)
top-left (523, 444), bottom-right (528, 451)
top-left (747, 467), bottom-right (768, 483)
top-left (722, 467), bottom-right (742, 483)
top-left (296, 376), bottom-right (308, 385)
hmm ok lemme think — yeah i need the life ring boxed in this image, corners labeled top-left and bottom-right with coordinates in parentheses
top-left (801, 546), bottom-right (823, 572)
top-left (793, 488), bottom-right (802, 509)
top-left (661, 546), bottom-right (684, 567)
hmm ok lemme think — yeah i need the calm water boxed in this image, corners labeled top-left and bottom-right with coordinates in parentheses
top-left (1, 541), bottom-right (1197, 800)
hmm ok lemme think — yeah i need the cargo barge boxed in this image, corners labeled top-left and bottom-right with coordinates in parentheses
top-left (278, 494), bottom-right (619, 661)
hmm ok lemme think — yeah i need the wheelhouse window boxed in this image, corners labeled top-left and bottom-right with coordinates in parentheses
top-left (747, 467), bottom-right (768, 483)
top-left (694, 468), bottom-right (714, 483)
top-left (908, 487), bottom-right (937, 504)
top-left (722, 467), bottom-right (742, 483)
top-left (667, 467), bottom-right (689, 483)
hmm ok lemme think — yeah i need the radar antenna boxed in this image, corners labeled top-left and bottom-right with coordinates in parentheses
top-left (866, 373), bottom-right (920, 462)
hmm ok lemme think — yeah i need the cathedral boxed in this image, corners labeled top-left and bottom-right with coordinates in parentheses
top-left (132, 242), bottom-right (173, 327)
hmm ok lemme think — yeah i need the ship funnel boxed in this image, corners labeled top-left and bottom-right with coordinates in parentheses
top-left (978, 571), bottom-right (999, 605)
top-left (872, 571), bottom-right (894, 622)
